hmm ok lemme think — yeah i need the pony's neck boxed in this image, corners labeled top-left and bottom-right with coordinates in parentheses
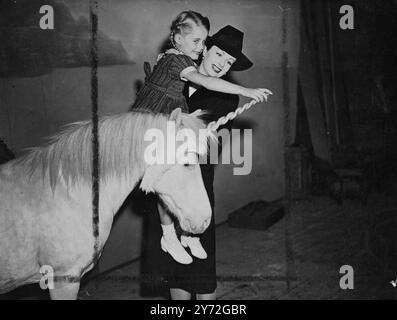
top-left (98, 169), bottom-right (145, 219)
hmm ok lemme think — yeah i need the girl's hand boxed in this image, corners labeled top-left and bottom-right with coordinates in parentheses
top-left (241, 88), bottom-right (273, 102)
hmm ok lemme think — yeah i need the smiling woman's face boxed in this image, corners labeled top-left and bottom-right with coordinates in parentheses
top-left (199, 45), bottom-right (236, 78)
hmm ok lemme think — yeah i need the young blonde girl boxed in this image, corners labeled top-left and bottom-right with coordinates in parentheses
top-left (132, 11), bottom-right (271, 265)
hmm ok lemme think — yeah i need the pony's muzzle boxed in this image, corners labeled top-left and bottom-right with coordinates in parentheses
top-left (184, 215), bottom-right (211, 234)
top-left (202, 216), bottom-right (211, 230)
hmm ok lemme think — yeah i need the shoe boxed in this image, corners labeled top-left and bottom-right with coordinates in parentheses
top-left (181, 235), bottom-right (208, 259)
top-left (161, 236), bottom-right (193, 264)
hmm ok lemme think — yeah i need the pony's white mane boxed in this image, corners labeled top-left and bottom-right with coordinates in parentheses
top-left (14, 111), bottom-right (214, 189)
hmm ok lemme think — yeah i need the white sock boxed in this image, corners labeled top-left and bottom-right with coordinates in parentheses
top-left (161, 223), bottom-right (176, 238)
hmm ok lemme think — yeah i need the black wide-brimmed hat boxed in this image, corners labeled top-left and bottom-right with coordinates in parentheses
top-left (206, 25), bottom-right (253, 71)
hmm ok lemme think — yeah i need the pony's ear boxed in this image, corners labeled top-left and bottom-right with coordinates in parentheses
top-left (169, 108), bottom-right (182, 127)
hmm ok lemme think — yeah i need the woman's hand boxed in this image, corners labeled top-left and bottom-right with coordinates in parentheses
top-left (157, 48), bottom-right (182, 61)
top-left (241, 88), bottom-right (273, 102)
top-left (165, 48), bottom-right (182, 55)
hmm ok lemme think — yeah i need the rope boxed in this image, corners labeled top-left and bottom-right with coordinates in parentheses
top-left (89, 0), bottom-right (100, 265)
top-left (281, 0), bottom-right (295, 292)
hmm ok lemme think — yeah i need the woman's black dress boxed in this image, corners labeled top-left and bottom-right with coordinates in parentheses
top-left (140, 85), bottom-right (239, 295)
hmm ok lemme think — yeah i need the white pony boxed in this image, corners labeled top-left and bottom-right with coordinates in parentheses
top-left (0, 108), bottom-right (214, 299)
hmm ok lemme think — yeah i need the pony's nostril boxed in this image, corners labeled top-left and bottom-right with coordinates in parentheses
top-left (202, 218), bottom-right (210, 230)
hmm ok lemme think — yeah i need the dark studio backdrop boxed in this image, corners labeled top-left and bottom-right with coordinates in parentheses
top-left (1, 0), bottom-right (397, 299)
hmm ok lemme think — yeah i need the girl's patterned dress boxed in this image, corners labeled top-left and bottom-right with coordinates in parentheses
top-left (131, 53), bottom-right (197, 114)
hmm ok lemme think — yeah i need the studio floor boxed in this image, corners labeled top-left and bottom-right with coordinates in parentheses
top-left (79, 193), bottom-right (397, 300)
top-left (2, 193), bottom-right (397, 300)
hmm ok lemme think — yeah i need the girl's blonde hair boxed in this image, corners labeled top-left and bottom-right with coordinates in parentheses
top-left (169, 11), bottom-right (210, 49)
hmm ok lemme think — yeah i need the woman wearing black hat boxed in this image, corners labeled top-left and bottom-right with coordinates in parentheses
top-left (141, 25), bottom-right (260, 300)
